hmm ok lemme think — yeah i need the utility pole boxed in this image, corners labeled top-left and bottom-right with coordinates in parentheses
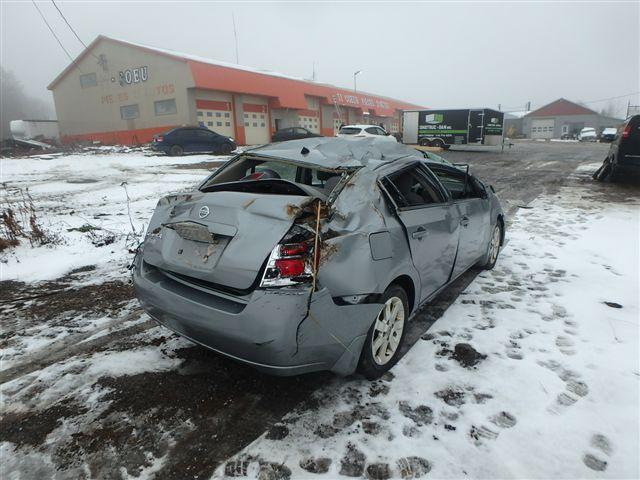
top-left (354, 70), bottom-right (362, 93)
top-left (232, 12), bottom-right (239, 64)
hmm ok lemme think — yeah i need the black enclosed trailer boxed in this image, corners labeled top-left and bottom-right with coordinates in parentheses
top-left (402, 109), bottom-right (504, 148)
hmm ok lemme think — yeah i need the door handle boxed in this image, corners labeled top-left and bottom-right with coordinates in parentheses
top-left (412, 227), bottom-right (428, 239)
top-left (460, 216), bottom-right (469, 227)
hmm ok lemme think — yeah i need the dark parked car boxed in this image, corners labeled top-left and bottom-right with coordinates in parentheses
top-left (594, 115), bottom-right (640, 181)
top-left (152, 127), bottom-right (236, 156)
top-left (600, 128), bottom-right (618, 143)
top-left (133, 138), bottom-right (505, 379)
top-left (271, 127), bottom-right (320, 142)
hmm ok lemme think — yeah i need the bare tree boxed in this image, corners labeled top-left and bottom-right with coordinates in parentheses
top-left (0, 66), bottom-right (54, 140)
top-left (599, 101), bottom-right (616, 118)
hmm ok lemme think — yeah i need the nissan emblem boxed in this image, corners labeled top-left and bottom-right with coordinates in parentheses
top-left (198, 206), bottom-right (210, 218)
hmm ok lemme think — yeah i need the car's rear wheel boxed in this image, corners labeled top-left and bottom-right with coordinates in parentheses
top-left (481, 222), bottom-right (502, 270)
top-left (169, 145), bottom-right (184, 156)
top-left (432, 139), bottom-right (445, 149)
top-left (219, 142), bottom-right (234, 155)
top-left (358, 285), bottom-right (409, 380)
top-left (418, 138), bottom-right (431, 147)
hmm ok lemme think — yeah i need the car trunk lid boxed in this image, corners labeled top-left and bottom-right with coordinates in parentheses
top-left (142, 191), bottom-right (312, 291)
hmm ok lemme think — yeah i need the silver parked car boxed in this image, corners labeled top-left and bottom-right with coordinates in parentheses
top-left (132, 138), bottom-right (505, 379)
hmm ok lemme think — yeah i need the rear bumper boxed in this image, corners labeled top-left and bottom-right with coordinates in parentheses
top-left (132, 260), bottom-right (381, 376)
top-left (616, 155), bottom-right (640, 169)
top-left (151, 143), bottom-right (170, 153)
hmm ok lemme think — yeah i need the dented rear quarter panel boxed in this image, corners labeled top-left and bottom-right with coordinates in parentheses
top-left (317, 165), bottom-right (421, 313)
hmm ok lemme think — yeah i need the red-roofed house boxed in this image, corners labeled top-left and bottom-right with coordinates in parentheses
top-left (523, 98), bottom-right (622, 139)
top-left (47, 35), bottom-right (424, 145)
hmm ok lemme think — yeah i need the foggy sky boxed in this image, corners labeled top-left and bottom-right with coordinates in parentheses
top-left (2, 1), bottom-right (639, 118)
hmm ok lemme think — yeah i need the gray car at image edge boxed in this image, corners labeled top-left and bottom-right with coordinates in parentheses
top-left (132, 137), bottom-right (505, 379)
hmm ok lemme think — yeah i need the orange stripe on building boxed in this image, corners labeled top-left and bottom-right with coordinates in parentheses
top-left (243, 103), bottom-right (268, 113)
top-left (195, 99), bottom-right (232, 111)
top-left (61, 125), bottom-right (177, 145)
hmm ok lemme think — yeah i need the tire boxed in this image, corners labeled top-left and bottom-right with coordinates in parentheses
top-left (431, 139), bottom-right (445, 149)
top-left (481, 222), bottom-right (502, 270)
top-left (418, 138), bottom-right (430, 147)
top-left (218, 142), bottom-right (234, 155)
top-left (595, 157), bottom-right (616, 182)
top-left (169, 145), bottom-right (184, 156)
top-left (358, 285), bottom-right (409, 380)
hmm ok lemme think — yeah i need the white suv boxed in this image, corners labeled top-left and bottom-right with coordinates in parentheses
top-left (337, 124), bottom-right (397, 142)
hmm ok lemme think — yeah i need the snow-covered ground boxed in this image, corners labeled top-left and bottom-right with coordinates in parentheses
top-left (1, 148), bottom-right (228, 283)
top-left (214, 178), bottom-right (640, 479)
top-left (1, 148), bottom-right (228, 369)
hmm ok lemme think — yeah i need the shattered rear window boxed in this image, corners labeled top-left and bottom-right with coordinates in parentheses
top-left (200, 156), bottom-right (345, 196)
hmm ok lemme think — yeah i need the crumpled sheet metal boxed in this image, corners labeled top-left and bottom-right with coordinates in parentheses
top-left (251, 137), bottom-right (425, 169)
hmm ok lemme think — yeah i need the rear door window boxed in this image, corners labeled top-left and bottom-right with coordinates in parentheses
top-left (383, 165), bottom-right (446, 208)
top-left (339, 127), bottom-right (361, 135)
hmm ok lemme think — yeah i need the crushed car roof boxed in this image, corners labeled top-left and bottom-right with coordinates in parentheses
top-left (246, 137), bottom-right (425, 169)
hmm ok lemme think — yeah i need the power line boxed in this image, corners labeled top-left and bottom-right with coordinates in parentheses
top-left (31, 0), bottom-right (80, 69)
top-left (580, 91), bottom-right (640, 105)
top-left (50, 0), bottom-right (90, 51)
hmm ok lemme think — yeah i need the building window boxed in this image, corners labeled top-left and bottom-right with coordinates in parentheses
top-left (208, 121), bottom-right (213, 126)
top-left (225, 112), bottom-right (230, 118)
top-left (216, 112), bottom-right (221, 117)
top-left (216, 121), bottom-right (222, 126)
top-left (244, 122), bottom-right (249, 127)
top-left (154, 98), bottom-right (177, 116)
top-left (225, 122), bottom-right (231, 126)
top-left (253, 122), bottom-right (258, 127)
top-left (244, 113), bottom-right (248, 118)
top-left (79, 72), bottom-right (97, 88)
top-left (120, 104), bottom-right (139, 120)
top-left (207, 111), bottom-right (212, 117)
top-left (197, 111), bottom-right (204, 117)
top-left (253, 114), bottom-right (257, 119)
top-left (260, 122), bottom-right (265, 127)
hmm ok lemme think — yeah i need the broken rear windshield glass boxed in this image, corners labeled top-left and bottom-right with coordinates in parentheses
top-left (200, 156), bottom-right (345, 196)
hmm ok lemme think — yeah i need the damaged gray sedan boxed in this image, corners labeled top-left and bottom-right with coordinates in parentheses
top-left (132, 138), bottom-right (505, 379)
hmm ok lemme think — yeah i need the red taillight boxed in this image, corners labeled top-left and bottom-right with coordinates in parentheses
top-left (275, 258), bottom-right (306, 277)
top-left (280, 243), bottom-right (308, 257)
top-left (622, 125), bottom-right (631, 139)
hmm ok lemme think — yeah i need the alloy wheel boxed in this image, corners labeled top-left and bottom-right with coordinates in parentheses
top-left (489, 225), bottom-right (501, 264)
top-left (371, 296), bottom-right (405, 365)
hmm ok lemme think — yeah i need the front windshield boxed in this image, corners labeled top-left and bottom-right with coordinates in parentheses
top-left (424, 151), bottom-right (453, 166)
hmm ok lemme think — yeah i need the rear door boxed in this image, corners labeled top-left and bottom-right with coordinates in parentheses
top-left (180, 129), bottom-right (201, 152)
top-left (429, 165), bottom-right (491, 277)
top-left (381, 163), bottom-right (460, 301)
